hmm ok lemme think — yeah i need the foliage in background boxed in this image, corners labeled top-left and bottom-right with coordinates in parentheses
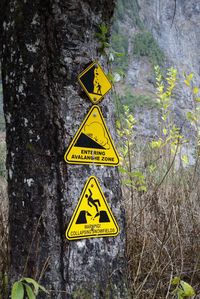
top-left (111, 33), bottom-right (129, 72)
top-left (111, 0), bottom-right (144, 72)
top-left (184, 72), bottom-right (200, 155)
top-left (133, 31), bottom-right (165, 66)
top-left (96, 23), bottom-right (125, 72)
top-left (151, 66), bottom-right (188, 165)
top-left (96, 23), bottom-right (110, 55)
top-left (111, 0), bottom-right (166, 121)
top-left (117, 66), bottom-right (188, 194)
top-left (117, 105), bottom-right (147, 193)
top-left (114, 0), bottom-right (144, 29)
top-left (123, 88), bottom-right (158, 111)
top-left (115, 65), bottom-right (199, 298)
top-left (1, 1), bottom-right (200, 297)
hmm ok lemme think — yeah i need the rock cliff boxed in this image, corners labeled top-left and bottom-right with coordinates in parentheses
top-left (112, 0), bottom-right (200, 162)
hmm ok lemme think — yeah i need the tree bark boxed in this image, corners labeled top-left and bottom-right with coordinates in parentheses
top-left (1, 0), bottom-right (130, 298)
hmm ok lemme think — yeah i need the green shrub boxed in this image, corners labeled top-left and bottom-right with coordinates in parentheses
top-left (125, 91), bottom-right (158, 110)
top-left (111, 0), bottom-right (144, 72)
top-left (116, 88), bottom-right (159, 114)
top-left (133, 31), bottom-right (165, 66)
top-left (115, 0), bottom-right (144, 29)
top-left (111, 33), bottom-right (129, 71)
top-left (116, 66), bottom-right (200, 298)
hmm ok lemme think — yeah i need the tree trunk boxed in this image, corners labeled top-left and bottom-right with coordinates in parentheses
top-left (1, 0), bottom-right (130, 298)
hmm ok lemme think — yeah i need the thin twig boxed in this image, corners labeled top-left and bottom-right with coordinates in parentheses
top-left (173, 205), bottom-right (183, 275)
top-left (23, 215), bottom-right (42, 276)
top-left (133, 234), bottom-right (146, 288)
top-left (38, 256), bottom-right (51, 283)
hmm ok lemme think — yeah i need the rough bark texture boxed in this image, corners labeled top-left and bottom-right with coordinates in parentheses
top-left (1, 0), bottom-right (130, 298)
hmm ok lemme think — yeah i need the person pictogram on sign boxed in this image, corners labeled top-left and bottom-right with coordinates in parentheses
top-left (96, 82), bottom-right (102, 95)
top-left (85, 189), bottom-right (101, 213)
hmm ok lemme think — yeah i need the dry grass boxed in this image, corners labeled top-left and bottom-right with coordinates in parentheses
top-left (124, 153), bottom-right (200, 298)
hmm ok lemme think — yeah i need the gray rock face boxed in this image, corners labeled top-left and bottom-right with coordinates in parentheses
top-left (138, 0), bottom-right (200, 76)
top-left (114, 0), bottom-right (200, 163)
top-left (139, 0), bottom-right (200, 138)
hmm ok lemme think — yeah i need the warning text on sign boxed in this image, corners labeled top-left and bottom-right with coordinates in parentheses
top-left (70, 224), bottom-right (116, 237)
top-left (71, 149), bottom-right (115, 162)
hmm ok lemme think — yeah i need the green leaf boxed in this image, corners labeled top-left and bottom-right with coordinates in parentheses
top-left (115, 52), bottom-right (124, 57)
top-left (121, 179), bottom-right (134, 187)
top-left (184, 80), bottom-right (190, 87)
top-left (186, 111), bottom-right (197, 122)
top-left (128, 114), bottom-right (136, 125)
top-left (25, 284), bottom-right (36, 299)
top-left (20, 277), bottom-right (49, 296)
top-left (188, 73), bottom-right (194, 81)
top-left (193, 87), bottom-right (199, 94)
top-left (22, 278), bottom-right (39, 295)
top-left (171, 276), bottom-right (181, 285)
top-left (138, 185), bottom-right (147, 192)
top-left (149, 164), bottom-right (157, 173)
top-left (118, 166), bottom-right (128, 174)
top-left (132, 171), bottom-right (144, 178)
top-left (107, 72), bottom-right (114, 83)
top-left (11, 281), bottom-right (24, 299)
top-left (116, 120), bottom-right (121, 129)
top-left (151, 139), bottom-right (162, 149)
top-left (38, 284), bottom-right (49, 294)
top-left (195, 97), bottom-right (200, 102)
top-left (111, 49), bottom-right (124, 57)
top-left (163, 128), bottom-right (167, 135)
top-left (181, 154), bottom-right (189, 164)
top-left (161, 115), bottom-right (167, 121)
top-left (121, 147), bottom-right (128, 157)
top-left (171, 277), bottom-right (195, 298)
top-left (176, 288), bottom-right (185, 299)
top-left (180, 281), bottom-right (195, 296)
top-left (99, 23), bottom-right (108, 34)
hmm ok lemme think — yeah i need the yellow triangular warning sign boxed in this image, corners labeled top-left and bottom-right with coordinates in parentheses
top-left (66, 176), bottom-right (120, 240)
top-left (78, 61), bottom-right (112, 104)
top-left (64, 105), bottom-right (119, 166)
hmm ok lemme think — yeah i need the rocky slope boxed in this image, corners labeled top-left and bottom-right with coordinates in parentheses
top-left (112, 0), bottom-right (200, 163)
